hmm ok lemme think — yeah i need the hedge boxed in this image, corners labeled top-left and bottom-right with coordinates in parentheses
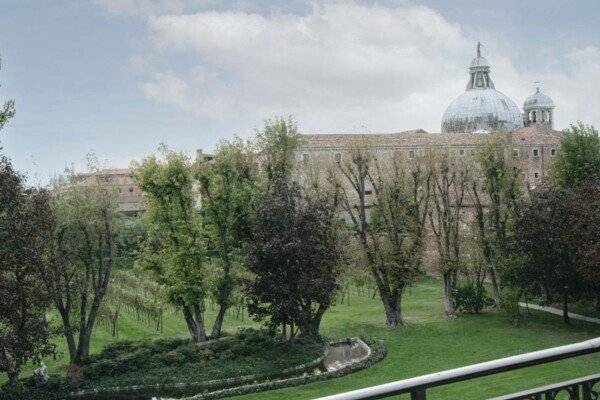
top-left (181, 337), bottom-right (387, 400)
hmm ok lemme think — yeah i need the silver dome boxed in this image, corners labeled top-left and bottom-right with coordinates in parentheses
top-left (442, 88), bottom-right (524, 133)
top-left (441, 42), bottom-right (523, 133)
top-left (524, 88), bottom-right (554, 110)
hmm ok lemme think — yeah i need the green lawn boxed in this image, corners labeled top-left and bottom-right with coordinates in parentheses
top-left (9, 276), bottom-right (600, 400)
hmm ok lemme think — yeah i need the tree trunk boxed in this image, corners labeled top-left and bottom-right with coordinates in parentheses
top-left (183, 304), bottom-right (207, 343)
top-left (74, 328), bottom-right (92, 365)
top-left (57, 307), bottom-right (77, 364)
top-left (562, 292), bottom-right (570, 324)
top-left (488, 263), bottom-right (501, 306)
top-left (1, 348), bottom-right (19, 387)
top-left (443, 273), bottom-right (456, 316)
top-left (379, 289), bottom-right (403, 327)
top-left (211, 304), bottom-right (227, 339)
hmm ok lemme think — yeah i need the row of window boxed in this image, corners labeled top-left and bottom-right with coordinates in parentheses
top-left (302, 147), bottom-right (557, 163)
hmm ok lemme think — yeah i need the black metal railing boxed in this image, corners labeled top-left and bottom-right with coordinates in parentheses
top-left (315, 337), bottom-right (600, 400)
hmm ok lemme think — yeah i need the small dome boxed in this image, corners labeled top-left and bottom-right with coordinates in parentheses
top-left (442, 88), bottom-right (523, 133)
top-left (524, 87), bottom-right (554, 110)
top-left (470, 56), bottom-right (490, 68)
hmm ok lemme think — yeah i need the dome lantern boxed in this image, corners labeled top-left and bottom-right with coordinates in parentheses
top-left (523, 85), bottom-right (555, 129)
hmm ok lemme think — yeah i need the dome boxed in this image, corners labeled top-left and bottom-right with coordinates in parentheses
top-left (442, 89), bottom-right (523, 133)
top-left (524, 87), bottom-right (554, 110)
top-left (441, 42), bottom-right (523, 133)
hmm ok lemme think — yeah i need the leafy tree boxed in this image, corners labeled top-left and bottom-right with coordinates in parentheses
top-left (471, 133), bottom-right (523, 304)
top-left (337, 147), bottom-right (431, 326)
top-left (512, 183), bottom-right (583, 323)
top-left (255, 116), bottom-right (299, 182)
top-left (246, 175), bottom-right (343, 337)
top-left (562, 182), bottom-right (600, 311)
top-left (40, 175), bottom-right (120, 364)
top-left (551, 122), bottom-right (600, 189)
top-left (0, 158), bottom-right (54, 386)
top-left (194, 139), bottom-right (258, 338)
top-left (0, 56), bottom-right (15, 143)
top-left (428, 154), bottom-right (470, 316)
top-left (135, 150), bottom-right (209, 343)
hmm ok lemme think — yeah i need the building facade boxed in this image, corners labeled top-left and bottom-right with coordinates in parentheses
top-left (297, 43), bottom-right (561, 184)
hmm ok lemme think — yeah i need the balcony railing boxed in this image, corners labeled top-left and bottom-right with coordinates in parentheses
top-left (315, 337), bottom-right (600, 400)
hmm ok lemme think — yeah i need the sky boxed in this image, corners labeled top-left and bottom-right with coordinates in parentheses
top-left (1, 0), bottom-right (600, 184)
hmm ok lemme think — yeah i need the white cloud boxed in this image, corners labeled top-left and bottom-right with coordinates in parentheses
top-left (538, 46), bottom-right (600, 128)
top-left (134, 1), bottom-right (600, 132)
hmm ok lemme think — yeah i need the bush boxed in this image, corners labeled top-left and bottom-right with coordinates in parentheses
top-left (454, 281), bottom-right (494, 314)
top-left (500, 287), bottom-right (524, 326)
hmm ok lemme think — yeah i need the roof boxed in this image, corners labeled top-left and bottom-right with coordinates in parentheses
top-left (298, 127), bottom-right (562, 150)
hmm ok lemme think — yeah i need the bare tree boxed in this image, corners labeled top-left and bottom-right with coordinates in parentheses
top-left (41, 178), bottom-right (119, 365)
top-left (428, 154), bottom-right (469, 316)
top-left (336, 146), bottom-right (430, 327)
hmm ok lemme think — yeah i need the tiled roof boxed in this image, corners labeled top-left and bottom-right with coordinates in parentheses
top-left (299, 126), bottom-right (561, 150)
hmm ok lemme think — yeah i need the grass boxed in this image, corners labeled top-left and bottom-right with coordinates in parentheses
top-left (6, 276), bottom-right (600, 400)
top-left (235, 276), bottom-right (600, 400)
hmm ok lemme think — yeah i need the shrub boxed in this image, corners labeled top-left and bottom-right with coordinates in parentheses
top-left (500, 287), bottom-right (524, 326)
top-left (454, 281), bottom-right (494, 314)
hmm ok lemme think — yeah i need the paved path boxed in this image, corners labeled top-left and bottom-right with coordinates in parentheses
top-left (519, 302), bottom-right (600, 325)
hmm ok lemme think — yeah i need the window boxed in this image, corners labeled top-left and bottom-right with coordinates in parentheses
top-left (532, 148), bottom-right (539, 157)
top-left (459, 149), bottom-right (465, 156)
top-left (512, 148), bottom-right (520, 157)
top-left (364, 190), bottom-right (372, 195)
top-left (408, 150), bottom-right (415, 159)
top-left (129, 187), bottom-right (134, 193)
top-left (551, 148), bottom-right (556, 156)
top-left (334, 153), bottom-right (341, 163)
top-left (302, 153), bottom-right (309, 163)
top-left (534, 172), bottom-right (539, 179)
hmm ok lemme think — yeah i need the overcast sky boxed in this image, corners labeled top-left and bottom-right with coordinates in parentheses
top-left (1, 0), bottom-right (600, 184)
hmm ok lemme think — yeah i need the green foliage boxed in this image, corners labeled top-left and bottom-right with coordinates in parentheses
top-left (194, 139), bottom-right (258, 337)
top-left (78, 332), bottom-right (322, 389)
top-left (472, 133), bottom-right (524, 303)
top-left (134, 150), bottom-right (208, 342)
top-left (255, 117), bottom-right (300, 181)
top-left (0, 158), bottom-right (55, 385)
top-left (551, 122), bottom-right (600, 188)
top-left (45, 174), bottom-right (121, 364)
top-left (0, 56), bottom-right (15, 147)
top-left (499, 287), bottom-right (524, 326)
top-left (246, 175), bottom-right (344, 337)
top-left (453, 282), bottom-right (494, 314)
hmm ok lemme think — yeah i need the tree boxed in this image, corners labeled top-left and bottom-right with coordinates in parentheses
top-left (255, 116), bottom-right (299, 182)
top-left (471, 134), bottom-right (523, 304)
top-left (0, 158), bottom-right (54, 386)
top-left (568, 182), bottom-right (600, 310)
top-left (245, 175), bottom-right (343, 337)
top-left (336, 146), bottom-right (430, 327)
top-left (135, 150), bottom-right (209, 343)
top-left (40, 175), bottom-right (119, 364)
top-left (551, 122), bottom-right (600, 189)
top-left (513, 184), bottom-right (583, 323)
top-left (429, 154), bottom-right (470, 316)
top-left (194, 139), bottom-right (258, 338)
top-left (0, 56), bottom-right (15, 142)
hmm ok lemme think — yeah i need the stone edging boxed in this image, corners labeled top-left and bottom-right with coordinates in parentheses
top-left (69, 338), bottom-right (329, 400)
top-left (180, 337), bottom-right (387, 400)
